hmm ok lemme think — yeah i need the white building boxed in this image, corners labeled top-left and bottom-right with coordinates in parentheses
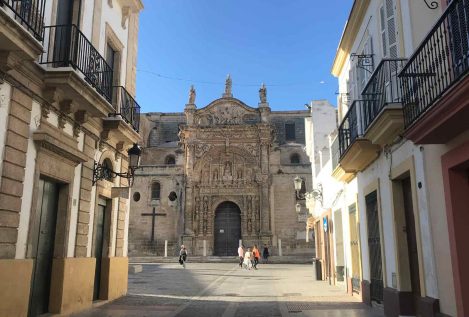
top-left (313, 1), bottom-right (469, 316)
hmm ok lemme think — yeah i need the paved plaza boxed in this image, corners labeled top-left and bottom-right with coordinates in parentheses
top-left (73, 263), bottom-right (384, 317)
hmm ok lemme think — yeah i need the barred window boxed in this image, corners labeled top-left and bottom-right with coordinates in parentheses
top-left (165, 155), bottom-right (176, 165)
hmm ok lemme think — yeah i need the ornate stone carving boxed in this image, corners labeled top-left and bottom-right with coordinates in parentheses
top-left (195, 143), bottom-right (211, 158)
top-left (188, 85), bottom-right (196, 104)
top-left (194, 197), bottom-right (200, 235)
top-left (202, 196), bottom-right (209, 234)
top-left (259, 83), bottom-right (267, 103)
top-left (223, 74), bottom-right (232, 98)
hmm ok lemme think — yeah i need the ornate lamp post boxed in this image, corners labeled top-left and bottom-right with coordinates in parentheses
top-left (92, 143), bottom-right (142, 186)
top-left (293, 176), bottom-right (323, 206)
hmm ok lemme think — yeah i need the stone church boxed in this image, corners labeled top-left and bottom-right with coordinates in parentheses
top-left (129, 77), bottom-right (313, 256)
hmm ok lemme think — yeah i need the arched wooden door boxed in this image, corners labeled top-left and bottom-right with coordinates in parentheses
top-left (214, 202), bottom-right (241, 256)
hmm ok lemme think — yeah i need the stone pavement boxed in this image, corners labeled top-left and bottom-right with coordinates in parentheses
top-left (72, 263), bottom-right (384, 317)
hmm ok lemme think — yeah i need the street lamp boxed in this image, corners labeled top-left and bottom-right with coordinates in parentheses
top-left (92, 143), bottom-right (142, 186)
top-left (295, 203), bottom-right (301, 213)
top-left (293, 176), bottom-right (323, 206)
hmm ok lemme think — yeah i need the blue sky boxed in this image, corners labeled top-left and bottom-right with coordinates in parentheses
top-left (136, 0), bottom-right (353, 113)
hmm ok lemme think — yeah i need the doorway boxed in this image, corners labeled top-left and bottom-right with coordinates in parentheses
top-left (334, 209), bottom-right (345, 283)
top-left (29, 179), bottom-right (60, 317)
top-left (365, 191), bottom-right (383, 303)
top-left (92, 197), bottom-right (109, 300)
top-left (214, 202), bottom-right (241, 256)
top-left (402, 177), bottom-right (421, 313)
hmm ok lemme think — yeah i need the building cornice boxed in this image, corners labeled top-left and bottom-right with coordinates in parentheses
top-left (331, 0), bottom-right (371, 77)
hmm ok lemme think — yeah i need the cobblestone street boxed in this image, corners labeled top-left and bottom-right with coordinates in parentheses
top-left (73, 263), bottom-right (384, 317)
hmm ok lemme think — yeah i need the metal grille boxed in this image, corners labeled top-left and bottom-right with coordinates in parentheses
top-left (365, 191), bottom-right (383, 303)
top-left (400, 0), bottom-right (469, 127)
top-left (338, 100), bottom-right (364, 158)
top-left (361, 59), bottom-right (407, 133)
top-left (0, 0), bottom-right (45, 40)
top-left (112, 86), bottom-right (141, 132)
top-left (40, 24), bottom-right (114, 103)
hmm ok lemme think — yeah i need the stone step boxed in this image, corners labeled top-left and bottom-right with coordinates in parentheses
top-left (130, 255), bottom-right (314, 264)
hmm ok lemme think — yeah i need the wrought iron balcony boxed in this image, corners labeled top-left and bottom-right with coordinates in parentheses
top-left (338, 100), bottom-right (363, 158)
top-left (400, 0), bottom-right (469, 128)
top-left (361, 59), bottom-right (407, 132)
top-left (40, 24), bottom-right (113, 103)
top-left (0, 0), bottom-right (45, 40)
top-left (112, 86), bottom-right (141, 132)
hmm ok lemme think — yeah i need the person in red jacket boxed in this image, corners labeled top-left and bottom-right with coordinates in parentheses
top-left (252, 245), bottom-right (260, 270)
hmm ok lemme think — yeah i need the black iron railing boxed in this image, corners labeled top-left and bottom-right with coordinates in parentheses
top-left (362, 59), bottom-right (407, 132)
top-left (338, 100), bottom-right (364, 158)
top-left (40, 24), bottom-right (113, 102)
top-left (112, 86), bottom-right (141, 132)
top-left (400, 0), bottom-right (469, 127)
top-left (0, 0), bottom-right (45, 40)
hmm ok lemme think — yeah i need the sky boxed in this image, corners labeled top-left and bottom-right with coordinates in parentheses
top-left (136, 0), bottom-right (354, 113)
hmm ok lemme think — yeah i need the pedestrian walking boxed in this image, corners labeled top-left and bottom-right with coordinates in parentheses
top-left (243, 248), bottom-right (253, 270)
top-left (238, 245), bottom-right (244, 268)
top-left (262, 244), bottom-right (270, 263)
top-left (252, 245), bottom-right (260, 269)
top-left (179, 245), bottom-right (187, 269)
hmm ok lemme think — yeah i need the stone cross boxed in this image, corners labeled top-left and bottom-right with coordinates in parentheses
top-left (141, 207), bottom-right (166, 242)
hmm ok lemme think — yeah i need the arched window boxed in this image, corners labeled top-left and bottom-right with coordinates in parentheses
top-left (148, 127), bottom-right (158, 147)
top-left (102, 158), bottom-right (113, 182)
top-left (165, 155), bottom-right (176, 165)
top-left (290, 153), bottom-right (301, 164)
top-left (151, 182), bottom-right (161, 200)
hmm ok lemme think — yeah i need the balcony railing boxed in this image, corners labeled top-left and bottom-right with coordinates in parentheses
top-left (0, 0), bottom-right (45, 40)
top-left (400, 0), bottom-right (469, 127)
top-left (112, 86), bottom-right (141, 132)
top-left (338, 100), bottom-right (364, 158)
top-left (40, 24), bottom-right (113, 103)
top-left (362, 59), bottom-right (407, 132)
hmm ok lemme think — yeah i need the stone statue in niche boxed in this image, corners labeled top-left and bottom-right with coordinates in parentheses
top-left (194, 197), bottom-right (200, 235)
top-left (223, 161), bottom-right (232, 177)
top-left (245, 168), bottom-right (252, 183)
top-left (247, 219), bottom-right (252, 233)
top-left (203, 168), bottom-right (210, 184)
top-left (236, 167), bottom-right (243, 180)
top-left (212, 168), bottom-right (219, 181)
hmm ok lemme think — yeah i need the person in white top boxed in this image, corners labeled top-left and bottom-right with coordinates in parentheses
top-left (243, 248), bottom-right (253, 270)
top-left (238, 245), bottom-right (244, 268)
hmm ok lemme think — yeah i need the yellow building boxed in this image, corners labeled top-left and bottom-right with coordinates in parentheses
top-left (0, 0), bottom-right (143, 316)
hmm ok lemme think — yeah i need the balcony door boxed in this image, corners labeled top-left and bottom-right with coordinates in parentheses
top-left (53, 0), bottom-right (74, 66)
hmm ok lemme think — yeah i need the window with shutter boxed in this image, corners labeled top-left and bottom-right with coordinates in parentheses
top-left (380, 0), bottom-right (399, 58)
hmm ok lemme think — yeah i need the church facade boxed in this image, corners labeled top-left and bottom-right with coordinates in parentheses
top-left (129, 78), bottom-right (313, 256)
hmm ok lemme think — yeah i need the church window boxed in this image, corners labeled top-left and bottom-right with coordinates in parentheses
top-left (165, 155), bottom-right (176, 165)
top-left (148, 127), bottom-right (158, 147)
top-left (285, 123), bottom-right (296, 141)
top-left (290, 153), bottom-right (301, 164)
top-left (151, 182), bottom-right (160, 200)
top-left (133, 192), bottom-right (141, 202)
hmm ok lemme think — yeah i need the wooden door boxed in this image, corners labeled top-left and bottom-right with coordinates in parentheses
top-left (366, 191), bottom-right (383, 303)
top-left (402, 177), bottom-right (421, 313)
top-left (214, 202), bottom-right (241, 256)
top-left (92, 198), bottom-right (107, 300)
top-left (29, 179), bottom-right (59, 316)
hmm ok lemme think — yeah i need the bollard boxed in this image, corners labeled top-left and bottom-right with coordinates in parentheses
top-left (164, 240), bottom-right (168, 257)
top-left (278, 238), bottom-right (282, 256)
